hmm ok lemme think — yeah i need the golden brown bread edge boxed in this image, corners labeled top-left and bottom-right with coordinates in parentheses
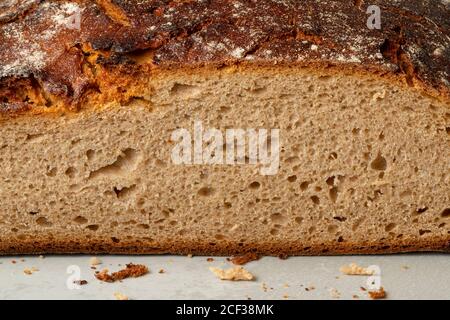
top-left (0, 1), bottom-right (449, 255)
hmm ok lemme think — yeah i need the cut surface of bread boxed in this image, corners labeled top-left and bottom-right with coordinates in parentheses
top-left (0, 0), bottom-right (449, 255)
top-left (0, 66), bottom-right (448, 255)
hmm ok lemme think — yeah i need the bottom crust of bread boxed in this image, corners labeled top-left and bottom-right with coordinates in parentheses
top-left (1, 238), bottom-right (448, 256)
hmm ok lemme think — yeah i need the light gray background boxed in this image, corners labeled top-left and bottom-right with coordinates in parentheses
top-left (0, 254), bottom-right (448, 300)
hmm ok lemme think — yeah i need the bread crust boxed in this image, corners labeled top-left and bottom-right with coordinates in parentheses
top-left (0, 0), bottom-right (449, 114)
top-left (1, 238), bottom-right (448, 256)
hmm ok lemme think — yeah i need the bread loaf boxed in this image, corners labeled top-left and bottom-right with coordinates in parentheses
top-left (0, 0), bottom-right (448, 255)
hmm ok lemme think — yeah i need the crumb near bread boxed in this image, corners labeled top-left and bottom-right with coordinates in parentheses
top-left (95, 263), bottom-right (149, 283)
top-left (89, 257), bottom-right (102, 266)
top-left (209, 266), bottom-right (254, 281)
top-left (340, 263), bottom-right (374, 275)
top-left (368, 287), bottom-right (387, 300)
top-left (114, 292), bottom-right (129, 300)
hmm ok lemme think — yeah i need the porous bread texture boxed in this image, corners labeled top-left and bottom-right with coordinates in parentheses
top-left (0, 66), bottom-right (449, 255)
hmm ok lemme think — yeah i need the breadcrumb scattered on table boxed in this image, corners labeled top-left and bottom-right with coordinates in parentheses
top-left (340, 263), bottom-right (374, 275)
top-left (368, 287), bottom-right (387, 300)
top-left (114, 292), bottom-right (129, 300)
top-left (23, 267), bottom-right (39, 275)
top-left (209, 266), bottom-right (254, 281)
top-left (89, 257), bottom-right (102, 266)
top-left (95, 263), bottom-right (149, 283)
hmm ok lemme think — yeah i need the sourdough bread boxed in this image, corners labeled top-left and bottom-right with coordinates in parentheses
top-left (0, 0), bottom-right (448, 255)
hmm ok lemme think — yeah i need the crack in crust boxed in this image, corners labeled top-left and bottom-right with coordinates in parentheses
top-left (0, 0), bottom-right (449, 114)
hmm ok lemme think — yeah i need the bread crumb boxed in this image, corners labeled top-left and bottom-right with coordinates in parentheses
top-left (352, 294), bottom-right (359, 299)
top-left (23, 267), bottom-right (39, 275)
top-left (340, 263), bottom-right (374, 275)
top-left (73, 280), bottom-right (88, 286)
top-left (206, 258), bottom-right (214, 262)
top-left (95, 263), bottom-right (149, 283)
top-left (187, 254), bottom-right (193, 258)
top-left (89, 257), bottom-right (102, 266)
top-left (283, 294), bottom-right (289, 299)
top-left (209, 266), bottom-right (254, 281)
top-left (401, 265), bottom-right (410, 270)
top-left (305, 286), bottom-right (315, 291)
top-left (230, 253), bottom-right (260, 265)
top-left (328, 288), bottom-right (341, 299)
top-left (114, 292), bottom-right (129, 300)
top-left (158, 269), bottom-right (165, 274)
top-left (39, 255), bottom-right (45, 259)
top-left (368, 287), bottom-right (387, 300)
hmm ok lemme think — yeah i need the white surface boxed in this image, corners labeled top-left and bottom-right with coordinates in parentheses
top-left (0, 254), bottom-right (449, 300)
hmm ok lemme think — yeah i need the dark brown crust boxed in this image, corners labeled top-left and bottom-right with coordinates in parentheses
top-left (1, 237), bottom-right (448, 256)
top-left (0, 0), bottom-right (449, 114)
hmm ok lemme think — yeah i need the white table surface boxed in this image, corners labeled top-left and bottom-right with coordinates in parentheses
top-left (0, 254), bottom-right (448, 300)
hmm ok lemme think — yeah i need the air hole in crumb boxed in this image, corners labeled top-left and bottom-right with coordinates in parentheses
top-left (327, 225), bottom-right (338, 233)
top-left (294, 217), bottom-right (303, 225)
top-left (28, 211), bottom-right (38, 215)
top-left (370, 154), bottom-right (387, 171)
top-left (441, 208), bottom-right (450, 218)
top-left (270, 228), bottom-right (279, 236)
top-left (46, 168), bottom-right (57, 177)
top-left (337, 236), bottom-right (344, 242)
top-left (113, 185), bottom-right (137, 199)
top-left (352, 128), bottom-right (360, 135)
top-left (86, 224), bottom-right (99, 231)
top-left (270, 213), bottom-right (288, 225)
top-left (329, 187), bottom-right (338, 203)
top-left (73, 216), bottom-right (88, 224)
top-left (287, 175), bottom-right (297, 183)
top-left (385, 223), bottom-right (397, 232)
top-left (198, 187), bottom-right (214, 197)
top-left (111, 237), bottom-right (120, 243)
top-left (310, 196), bottom-right (320, 205)
top-left (416, 207), bottom-right (428, 214)
top-left (215, 234), bottom-right (225, 240)
top-left (249, 181), bottom-right (261, 189)
top-left (419, 229), bottom-right (431, 236)
top-left (326, 176), bottom-right (335, 186)
top-left (329, 152), bottom-right (338, 160)
top-left (36, 217), bottom-right (52, 227)
top-left (333, 216), bottom-right (347, 222)
top-left (86, 149), bottom-right (95, 160)
top-left (65, 167), bottom-right (76, 178)
top-left (300, 181), bottom-right (310, 191)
